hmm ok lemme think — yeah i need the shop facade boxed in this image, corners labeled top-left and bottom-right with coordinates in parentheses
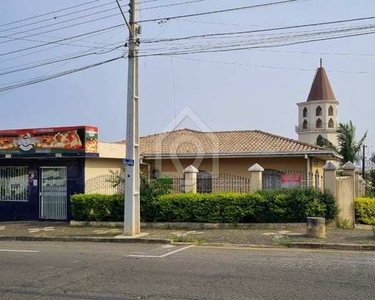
top-left (0, 126), bottom-right (98, 221)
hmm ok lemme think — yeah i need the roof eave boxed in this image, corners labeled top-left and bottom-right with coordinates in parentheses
top-left (142, 150), bottom-right (341, 160)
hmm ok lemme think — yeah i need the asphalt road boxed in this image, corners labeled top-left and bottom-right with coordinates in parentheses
top-left (0, 241), bottom-right (374, 300)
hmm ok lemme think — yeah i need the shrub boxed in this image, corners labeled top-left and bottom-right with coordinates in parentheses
top-left (72, 187), bottom-right (338, 223)
top-left (154, 188), bottom-right (338, 223)
top-left (355, 198), bottom-right (375, 225)
top-left (71, 194), bottom-right (123, 221)
top-left (71, 176), bottom-right (173, 222)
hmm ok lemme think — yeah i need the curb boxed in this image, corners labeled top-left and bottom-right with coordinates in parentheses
top-left (70, 221), bottom-right (309, 230)
top-left (288, 242), bottom-right (375, 251)
top-left (0, 235), bottom-right (171, 244)
top-left (172, 242), bottom-right (287, 249)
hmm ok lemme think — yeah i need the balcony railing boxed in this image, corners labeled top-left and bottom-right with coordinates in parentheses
top-left (295, 123), bottom-right (337, 133)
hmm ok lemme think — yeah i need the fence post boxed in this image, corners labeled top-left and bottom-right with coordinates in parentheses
top-left (323, 161), bottom-right (337, 197)
top-left (341, 161), bottom-right (356, 228)
top-left (183, 165), bottom-right (199, 194)
top-left (248, 163), bottom-right (264, 192)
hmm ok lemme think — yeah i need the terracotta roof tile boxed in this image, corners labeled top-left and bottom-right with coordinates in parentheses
top-left (307, 67), bottom-right (336, 101)
top-left (138, 129), bottom-right (329, 156)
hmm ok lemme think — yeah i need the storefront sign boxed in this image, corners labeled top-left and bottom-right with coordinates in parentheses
top-left (0, 126), bottom-right (98, 156)
top-left (280, 174), bottom-right (301, 188)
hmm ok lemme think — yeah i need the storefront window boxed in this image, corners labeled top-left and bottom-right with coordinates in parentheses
top-left (0, 167), bottom-right (28, 201)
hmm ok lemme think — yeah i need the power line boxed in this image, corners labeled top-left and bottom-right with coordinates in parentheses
top-left (138, 0), bottom-right (305, 23)
top-left (0, 25), bottom-right (124, 64)
top-left (0, 24), bottom-right (123, 57)
top-left (169, 56), bottom-right (375, 74)
top-left (143, 15), bottom-right (375, 43)
top-left (0, 0), bottom-right (100, 28)
top-left (139, 0), bottom-right (204, 11)
top-left (0, 10), bottom-right (123, 46)
top-left (138, 29), bottom-right (375, 57)
top-left (0, 56), bottom-right (124, 92)
top-left (0, 2), bottom-right (117, 34)
top-left (0, 45), bottom-right (124, 76)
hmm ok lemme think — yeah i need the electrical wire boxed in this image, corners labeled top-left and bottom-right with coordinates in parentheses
top-left (143, 15), bottom-right (375, 43)
top-left (138, 28), bottom-right (375, 57)
top-left (0, 10), bottom-right (123, 46)
top-left (0, 0), bottom-right (100, 28)
top-left (0, 56), bottom-right (124, 92)
top-left (0, 1), bottom-right (117, 34)
top-left (0, 24), bottom-right (123, 57)
top-left (0, 25), bottom-right (124, 64)
top-left (0, 45), bottom-right (124, 76)
top-left (139, 0), bottom-right (204, 11)
top-left (138, 0), bottom-right (305, 23)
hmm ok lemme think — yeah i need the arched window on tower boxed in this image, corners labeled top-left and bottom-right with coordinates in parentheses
top-left (328, 105), bottom-right (334, 116)
top-left (316, 118), bottom-right (323, 129)
top-left (316, 106), bottom-right (322, 116)
top-left (303, 107), bottom-right (308, 118)
top-left (303, 119), bottom-right (308, 130)
top-left (328, 118), bottom-right (334, 128)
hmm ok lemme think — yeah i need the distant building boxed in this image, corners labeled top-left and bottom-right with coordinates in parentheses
top-left (296, 61), bottom-right (339, 147)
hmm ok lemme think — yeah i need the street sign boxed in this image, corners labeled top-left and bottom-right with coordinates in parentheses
top-left (124, 158), bottom-right (134, 166)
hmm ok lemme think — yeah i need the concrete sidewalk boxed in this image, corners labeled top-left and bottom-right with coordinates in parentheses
top-left (0, 221), bottom-right (374, 251)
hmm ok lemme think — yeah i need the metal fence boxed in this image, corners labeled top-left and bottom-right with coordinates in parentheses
top-left (85, 175), bottom-right (124, 195)
top-left (171, 176), bottom-right (184, 194)
top-left (262, 170), bottom-right (324, 191)
top-left (196, 173), bottom-right (252, 193)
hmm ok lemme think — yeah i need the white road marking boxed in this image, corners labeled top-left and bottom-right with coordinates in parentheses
top-left (29, 227), bottom-right (55, 233)
top-left (128, 245), bottom-right (194, 258)
top-left (94, 229), bottom-right (121, 234)
top-left (0, 249), bottom-right (39, 253)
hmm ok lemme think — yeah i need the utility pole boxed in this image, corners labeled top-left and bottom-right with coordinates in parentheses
top-left (124, 0), bottom-right (140, 236)
top-left (362, 144), bottom-right (366, 179)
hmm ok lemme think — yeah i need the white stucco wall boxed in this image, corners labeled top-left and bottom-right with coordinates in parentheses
top-left (296, 100), bottom-right (339, 146)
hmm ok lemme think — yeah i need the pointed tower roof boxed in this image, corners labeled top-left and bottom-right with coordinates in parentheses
top-left (307, 60), bottom-right (336, 101)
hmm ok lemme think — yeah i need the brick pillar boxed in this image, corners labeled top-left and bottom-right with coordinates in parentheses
top-left (183, 165), bottom-right (199, 194)
top-left (248, 163), bottom-right (264, 193)
top-left (341, 161), bottom-right (356, 228)
top-left (323, 161), bottom-right (337, 197)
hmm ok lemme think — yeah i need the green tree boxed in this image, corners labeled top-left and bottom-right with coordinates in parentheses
top-left (107, 168), bottom-right (173, 221)
top-left (337, 121), bottom-right (367, 164)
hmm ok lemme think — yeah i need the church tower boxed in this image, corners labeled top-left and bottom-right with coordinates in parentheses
top-left (296, 60), bottom-right (339, 147)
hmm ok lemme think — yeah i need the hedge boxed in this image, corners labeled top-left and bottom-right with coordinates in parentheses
top-left (355, 198), bottom-right (375, 225)
top-left (154, 188), bottom-right (337, 223)
top-left (71, 194), bottom-right (123, 221)
top-left (71, 188), bottom-right (338, 223)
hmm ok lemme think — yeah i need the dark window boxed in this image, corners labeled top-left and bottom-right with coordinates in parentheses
top-left (303, 120), bottom-right (308, 129)
top-left (328, 105), bottom-right (334, 116)
top-left (303, 107), bottom-right (308, 118)
top-left (316, 106), bottom-right (322, 116)
top-left (316, 118), bottom-right (323, 129)
top-left (328, 118), bottom-right (334, 128)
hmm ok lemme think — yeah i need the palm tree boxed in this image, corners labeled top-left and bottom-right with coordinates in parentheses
top-left (337, 121), bottom-right (367, 164)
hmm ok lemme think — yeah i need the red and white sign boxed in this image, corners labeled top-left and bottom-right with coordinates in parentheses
top-left (281, 174), bottom-right (301, 188)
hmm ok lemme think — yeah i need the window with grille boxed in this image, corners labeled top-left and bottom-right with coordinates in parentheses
top-left (0, 167), bottom-right (28, 201)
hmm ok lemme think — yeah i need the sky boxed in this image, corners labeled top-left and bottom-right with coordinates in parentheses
top-left (0, 0), bottom-right (374, 156)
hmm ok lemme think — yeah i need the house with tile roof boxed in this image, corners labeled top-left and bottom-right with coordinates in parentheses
top-left (84, 62), bottom-right (342, 192)
top-left (88, 128), bottom-right (340, 192)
